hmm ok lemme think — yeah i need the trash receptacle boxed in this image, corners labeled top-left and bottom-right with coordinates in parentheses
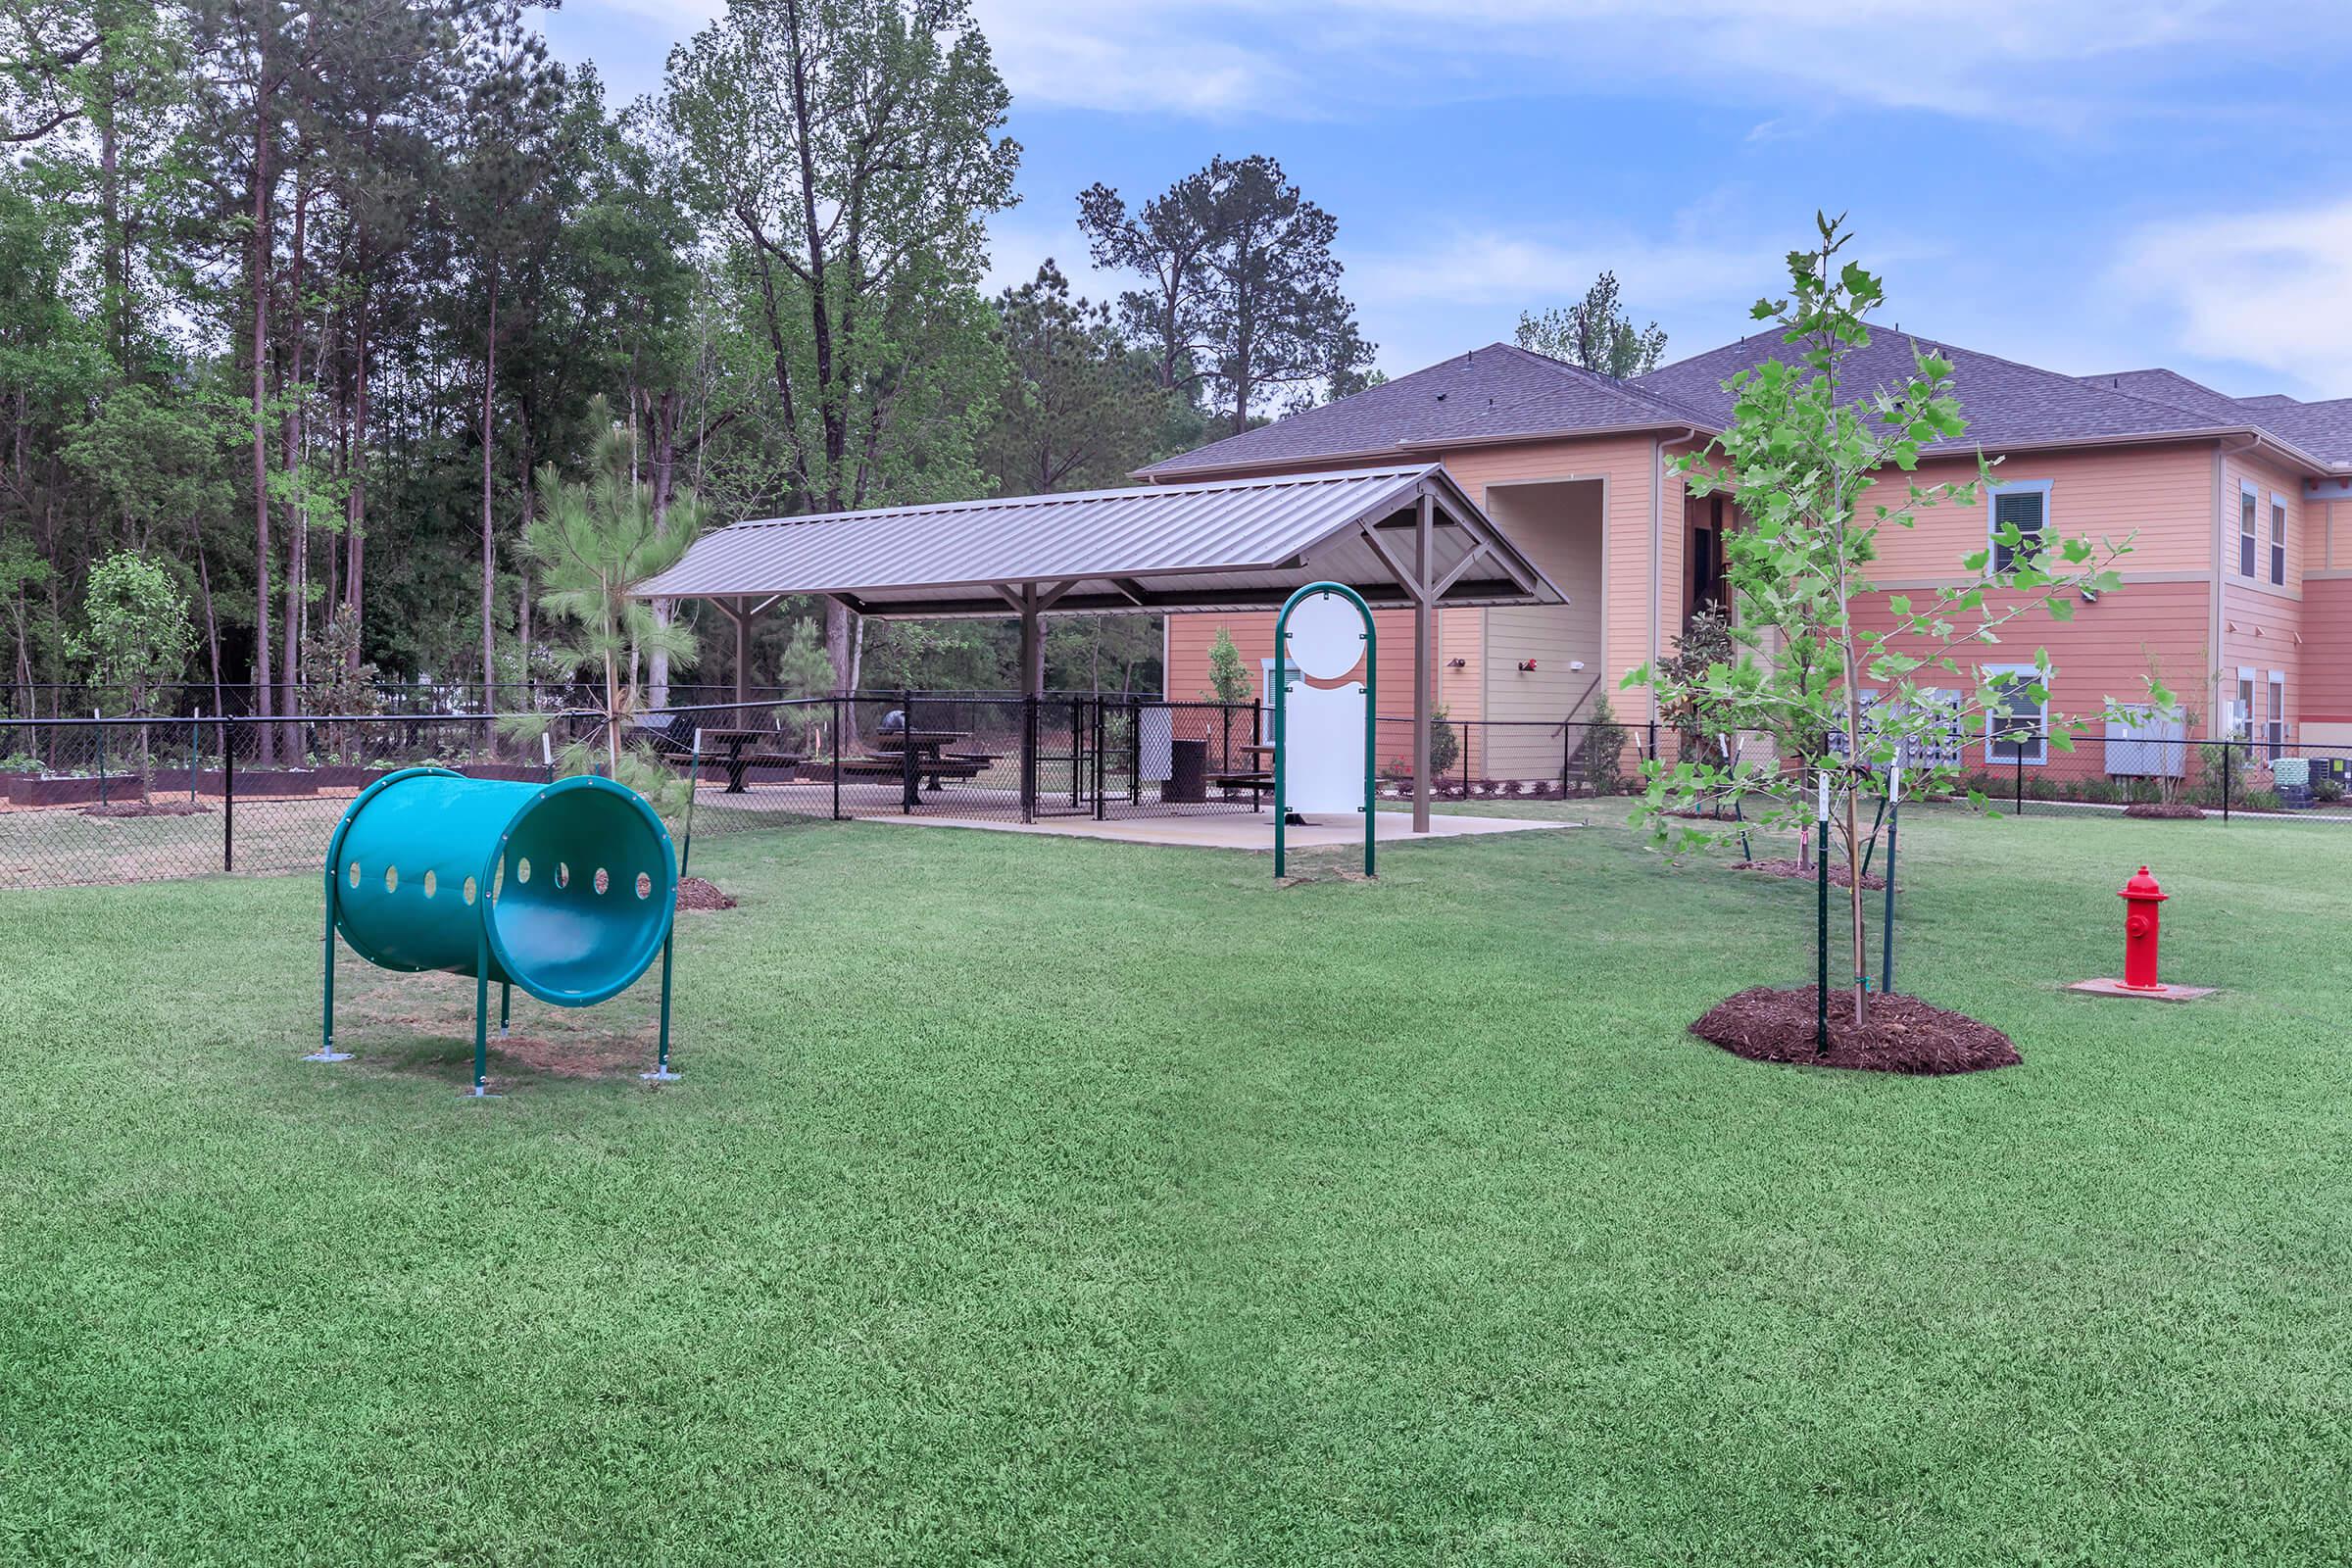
top-left (1166, 737), bottom-right (1208, 803)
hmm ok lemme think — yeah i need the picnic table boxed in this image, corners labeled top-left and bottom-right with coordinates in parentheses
top-left (697, 728), bottom-right (806, 793)
top-left (858, 728), bottom-right (990, 808)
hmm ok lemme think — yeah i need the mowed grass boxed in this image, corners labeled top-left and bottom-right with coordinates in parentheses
top-left (3, 804), bottom-right (2350, 1565)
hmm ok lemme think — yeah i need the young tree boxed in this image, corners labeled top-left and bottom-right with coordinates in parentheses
top-left (70, 551), bottom-right (195, 801)
top-left (1516, 270), bottom-right (1668, 378)
top-left (517, 402), bottom-right (708, 780)
top-left (1079, 153), bottom-right (1374, 435)
top-left (665, 0), bottom-right (1020, 691)
top-left (1628, 216), bottom-right (2136, 1026)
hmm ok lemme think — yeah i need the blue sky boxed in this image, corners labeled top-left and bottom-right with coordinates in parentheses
top-left (543, 0), bottom-right (2352, 399)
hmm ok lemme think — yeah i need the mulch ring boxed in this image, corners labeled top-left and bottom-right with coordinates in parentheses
top-left (82, 799), bottom-right (214, 818)
top-left (675, 875), bottom-right (736, 910)
top-left (1732, 857), bottom-right (1887, 891)
top-left (1691, 986), bottom-right (2021, 1075)
top-left (2124, 802), bottom-right (2205, 819)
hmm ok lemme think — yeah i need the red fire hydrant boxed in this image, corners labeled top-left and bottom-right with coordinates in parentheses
top-left (2120, 865), bottom-right (2168, 991)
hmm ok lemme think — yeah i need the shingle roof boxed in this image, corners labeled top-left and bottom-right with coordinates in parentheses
top-left (1139, 329), bottom-right (2348, 481)
top-left (1636, 330), bottom-right (2241, 457)
top-left (2078, 368), bottom-right (2352, 467)
top-left (1137, 343), bottom-right (1716, 478)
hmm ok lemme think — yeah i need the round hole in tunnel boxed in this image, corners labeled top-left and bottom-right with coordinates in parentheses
top-left (594, 866), bottom-right (610, 895)
top-left (384, 864), bottom-right (399, 893)
top-left (422, 869), bottom-right (437, 899)
top-left (556, 861), bottom-right (570, 890)
top-left (348, 860), bottom-right (361, 889)
top-left (464, 875), bottom-right (477, 906)
top-left (636, 872), bottom-right (652, 900)
top-left (515, 857), bottom-right (530, 885)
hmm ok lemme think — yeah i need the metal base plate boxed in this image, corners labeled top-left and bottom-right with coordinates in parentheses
top-left (640, 1068), bottom-right (683, 1083)
top-left (303, 1050), bottom-right (355, 1062)
top-left (460, 1085), bottom-right (505, 1099)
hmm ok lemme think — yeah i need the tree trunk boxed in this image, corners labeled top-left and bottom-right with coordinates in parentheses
top-left (281, 170), bottom-right (310, 739)
top-left (645, 387), bottom-right (678, 710)
top-left (479, 268), bottom-right (499, 716)
top-left (251, 97), bottom-right (275, 760)
top-left (345, 260), bottom-right (368, 663)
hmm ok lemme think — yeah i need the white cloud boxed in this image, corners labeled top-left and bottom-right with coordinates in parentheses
top-left (2114, 198), bottom-right (2352, 392)
top-left (972, 0), bottom-right (2300, 125)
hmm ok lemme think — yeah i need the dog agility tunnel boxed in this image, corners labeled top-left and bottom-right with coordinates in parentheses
top-left (328, 766), bottom-right (677, 1002)
top-left (319, 767), bottom-right (683, 1092)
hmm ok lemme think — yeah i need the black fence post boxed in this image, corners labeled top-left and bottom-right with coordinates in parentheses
top-left (1021, 697), bottom-right (1037, 824)
top-left (2014, 749), bottom-right (2025, 815)
top-left (222, 715), bottom-right (236, 872)
top-left (831, 697), bottom-right (844, 821)
top-left (900, 688), bottom-right (915, 815)
top-left (2223, 739), bottom-right (2232, 824)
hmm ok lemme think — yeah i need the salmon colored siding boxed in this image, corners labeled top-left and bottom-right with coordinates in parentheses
top-left (1860, 443), bottom-right (2217, 580)
top-left (2303, 579), bottom-right (2352, 723)
top-left (1848, 579), bottom-right (2210, 728)
top-left (1157, 417), bottom-right (2348, 761)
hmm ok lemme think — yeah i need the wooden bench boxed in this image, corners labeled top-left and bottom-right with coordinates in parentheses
top-left (1209, 769), bottom-right (1274, 808)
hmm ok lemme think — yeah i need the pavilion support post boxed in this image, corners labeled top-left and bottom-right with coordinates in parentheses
top-left (733, 598), bottom-right (754, 719)
top-left (1413, 494), bottom-right (1435, 834)
top-left (1018, 585), bottom-right (1042, 824)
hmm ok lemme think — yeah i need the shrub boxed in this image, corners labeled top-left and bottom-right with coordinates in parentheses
top-left (1428, 705), bottom-right (1460, 777)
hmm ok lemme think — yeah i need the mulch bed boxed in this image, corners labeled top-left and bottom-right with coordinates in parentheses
top-left (675, 875), bottom-right (736, 910)
top-left (2123, 802), bottom-right (2205, 819)
top-left (1691, 986), bottom-right (2021, 1075)
top-left (1732, 857), bottom-right (1887, 891)
top-left (82, 799), bottom-right (214, 818)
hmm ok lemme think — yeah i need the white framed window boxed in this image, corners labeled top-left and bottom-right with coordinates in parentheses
top-left (1988, 480), bottom-right (2050, 573)
top-left (2268, 670), bottom-right (2286, 759)
top-left (2271, 493), bottom-right (2289, 586)
top-left (1985, 665), bottom-right (2047, 764)
top-left (2239, 482), bottom-right (2260, 577)
top-left (2234, 669), bottom-right (2257, 741)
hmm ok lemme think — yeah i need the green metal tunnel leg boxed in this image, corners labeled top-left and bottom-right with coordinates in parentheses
top-left (308, 866), bottom-right (353, 1063)
top-left (464, 924), bottom-right (501, 1100)
top-left (641, 931), bottom-right (681, 1084)
top-left (500, 981), bottom-right (512, 1039)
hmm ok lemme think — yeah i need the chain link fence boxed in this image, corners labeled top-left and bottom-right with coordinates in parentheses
top-left (10, 694), bottom-right (2350, 892)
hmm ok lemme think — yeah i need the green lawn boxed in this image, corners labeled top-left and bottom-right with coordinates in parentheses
top-left (4, 805), bottom-right (2350, 1565)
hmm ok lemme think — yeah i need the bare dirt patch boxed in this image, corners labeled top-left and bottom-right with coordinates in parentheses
top-left (675, 875), bottom-right (736, 910)
top-left (82, 799), bottom-right (214, 818)
top-left (2123, 802), bottom-right (2205, 819)
top-left (1732, 857), bottom-right (1888, 891)
top-left (1691, 985), bottom-right (2021, 1075)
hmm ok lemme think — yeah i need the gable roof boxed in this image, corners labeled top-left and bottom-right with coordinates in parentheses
top-left (1139, 329), bottom-right (2349, 482)
top-left (1137, 343), bottom-right (1716, 479)
top-left (1637, 330), bottom-right (2255, 457)
top-left (635, 463), bottom-right (1564, 618)
top-left (2079, 368), bottom-right (2352, 467)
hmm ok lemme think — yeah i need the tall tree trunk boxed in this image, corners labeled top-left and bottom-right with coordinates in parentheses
top-left (479, 268), bottom-right (499, 716)
top-left (645, 387), bottom-right (678, 709)
top-left (190, 512), bottom-right (223, 717)
top-left (250, 99), bottom-right (275, 760)
top-left (281, 170), bottom-right (310, 737)
top-left (345, 257), bottom-right (368, 663)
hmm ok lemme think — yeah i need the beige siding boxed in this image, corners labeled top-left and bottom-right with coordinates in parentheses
top-left (1480, 478), bottom-right (1606, 776)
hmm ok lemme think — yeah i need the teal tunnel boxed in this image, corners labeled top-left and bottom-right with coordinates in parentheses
top-left (327, 768), bottom-right (677, 1007)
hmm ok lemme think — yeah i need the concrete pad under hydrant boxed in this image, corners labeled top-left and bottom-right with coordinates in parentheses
top-left (2066, 977), bottom-right (2218, 1004)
